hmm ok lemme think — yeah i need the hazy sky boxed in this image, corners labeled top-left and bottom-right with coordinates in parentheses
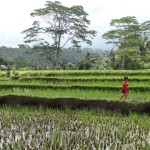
top-left (0, 0), bottom-right (150, 50)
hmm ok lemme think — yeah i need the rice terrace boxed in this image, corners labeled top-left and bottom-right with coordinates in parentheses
top-left (1, 0), bottom-right (150, 149)
top-left (0, 70), bottom-right (150, 149)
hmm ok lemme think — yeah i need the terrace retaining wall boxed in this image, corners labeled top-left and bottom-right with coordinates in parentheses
top-left (0, 95), bottom-right (150, 115)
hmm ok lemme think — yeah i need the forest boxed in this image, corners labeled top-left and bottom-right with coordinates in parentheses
top-left (0, 46), bottom-right (104, 70)
top-left (0, 1), bottom-right (150, 71)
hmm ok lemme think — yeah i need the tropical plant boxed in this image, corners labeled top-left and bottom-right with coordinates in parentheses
top-left (21, 1), bottom-right (96, 67)
top-left (78, 51), bottom-right (98, 70)
top-left (102, 16), bottom-right (141, 69)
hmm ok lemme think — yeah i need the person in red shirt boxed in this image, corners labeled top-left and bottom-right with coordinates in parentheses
top-left (120, 76), bottom-right (128, 100)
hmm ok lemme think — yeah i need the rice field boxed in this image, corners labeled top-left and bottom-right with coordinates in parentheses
top-left (0, 70), bottom-right (150, 102)
top-left (1, 79), bottom-right (150, 87)
top-left (0, 70), bottom-right (150, 149)
top-left (0, 106), bottom-right (150, 150)
top-left (0, 89), bottom-right (149, 103)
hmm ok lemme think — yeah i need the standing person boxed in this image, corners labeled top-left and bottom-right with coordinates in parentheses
top-left (120, 76), bottom-right (128, 100)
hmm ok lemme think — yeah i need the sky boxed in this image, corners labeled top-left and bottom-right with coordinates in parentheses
top-left (0, 0), bottom-right (150, 50)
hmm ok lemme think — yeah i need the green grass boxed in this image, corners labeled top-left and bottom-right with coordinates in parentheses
top-left (0, 70), bottom-right (150, 103)
top-left (0, 79), bottom-right (150, 87)
top-left (0, 70), bottom-right (149, 149)
top-left (0, 88), bottom-right (149, 102)
top-left (1, 69), bottom-right (150, 77)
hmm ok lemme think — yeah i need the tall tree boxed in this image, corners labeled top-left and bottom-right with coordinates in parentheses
top-left (102, 16), bottom-right (141, 69)
top-left (21, 1), bottom-right (96, 66)
top-left (140, 20), bottom-right (150, 55)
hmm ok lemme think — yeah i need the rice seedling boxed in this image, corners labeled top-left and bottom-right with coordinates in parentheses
top-left (0, 106), bottom-right (149, 149)
top-left (0, 70), bottom-right (149, 149)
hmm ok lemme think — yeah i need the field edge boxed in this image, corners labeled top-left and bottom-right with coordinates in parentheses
top-left (0, 95), bottom-right (150, 115)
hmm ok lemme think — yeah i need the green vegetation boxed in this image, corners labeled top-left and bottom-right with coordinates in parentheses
top-left (22, 1), bottom-right (96, 67)
top-left (0, 89), bottom-right (149, 103)
top-left (0, 0), bottom-right (149, 148)
top-left (0, 1), bottom-right (150, 147)
top-left (0, 70), bottom-right (150, 102)
top-left (0, 106), bottom-right (149, 149)
top-left (0, 70), bottom-right (150, 149)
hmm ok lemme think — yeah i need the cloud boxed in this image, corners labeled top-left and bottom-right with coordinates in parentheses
top-left (0, 0), bottom-right (150, 49)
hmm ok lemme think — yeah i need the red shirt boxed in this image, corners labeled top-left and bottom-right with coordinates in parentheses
top-left (122, 80), bottom-right (128, 92)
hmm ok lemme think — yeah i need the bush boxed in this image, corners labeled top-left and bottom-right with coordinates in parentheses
top-left (66, 62), bottom-right (76, 70)
top-left (20, 67), bottom-right (30, 71)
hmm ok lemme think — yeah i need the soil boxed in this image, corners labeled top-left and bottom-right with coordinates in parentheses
top-left (0, 95), bottom-right (150, 115)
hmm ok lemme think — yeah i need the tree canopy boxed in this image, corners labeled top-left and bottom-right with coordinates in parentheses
top-left (22, 1), bottom-right (97, 66)
top-left (102, 16), bottom-right (150, 69)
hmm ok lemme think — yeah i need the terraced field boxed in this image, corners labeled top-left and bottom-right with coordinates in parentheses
top-left (0, 70), bottom-right (150, 149)
top-left (0, 70), bottom-right (150, 102)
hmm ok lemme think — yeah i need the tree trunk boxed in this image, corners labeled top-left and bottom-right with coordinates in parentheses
top-left (56, 50), bottom-right (59, 66)
top-left (112, 52), bottom-right (115, 69)
top-left (122, 49), bottom-right (125, 70)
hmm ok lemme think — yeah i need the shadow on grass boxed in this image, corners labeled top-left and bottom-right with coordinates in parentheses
top-left (0, 95), bottom-right (150, 115)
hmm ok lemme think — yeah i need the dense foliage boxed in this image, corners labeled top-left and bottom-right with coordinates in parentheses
top-left (0, 2), bottom-right (150, 70)
top-left (21, 1), bottom-right (96, 66)
top-left (102, 16), bottom-right (150, 70)
top-left (0, 46), bottom-right (103, 70)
